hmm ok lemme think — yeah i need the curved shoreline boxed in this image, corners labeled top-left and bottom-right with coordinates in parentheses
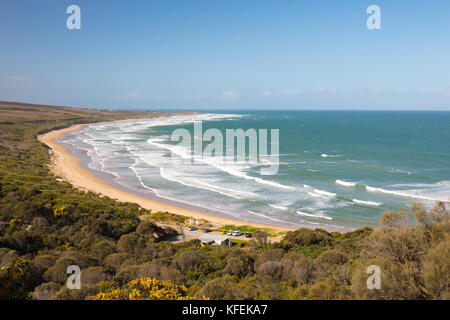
top-left (38, 120), bottom-right (298, 233)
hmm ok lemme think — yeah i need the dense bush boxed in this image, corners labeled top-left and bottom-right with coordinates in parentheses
top-left (176, 251), bottom-right (206, 272)
top-left (195, 277), bottom-right (245, 300)
top-left (32, 282), bottom-right (61, 300)
top-left (257, 261), bottom-right (285, 281)
top-left (95, 278), bottom-right (203, 300)
top-left (117, 234), bottom-right (146, 255)
top-left (282, 228), bottom-right (335, 248)
top-left (103, 253), bottom-right (128, 272)
top-left (316, 249), bottom-right (348, 266)
top-left (90, 240), bottom-right (116, 261)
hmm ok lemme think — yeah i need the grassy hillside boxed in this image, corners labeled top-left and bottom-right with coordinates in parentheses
top-left (0, 102), bottom-right (448, 300)
top-left (0, 101), bottom-right (170, 124)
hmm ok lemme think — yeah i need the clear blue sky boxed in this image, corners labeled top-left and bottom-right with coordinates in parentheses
top-left (1, 0), bottom-right (450, 110)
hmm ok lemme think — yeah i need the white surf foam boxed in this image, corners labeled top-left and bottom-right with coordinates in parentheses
top-left (159, 167), bottom-right (246, 200)
top-left (336, 180), bottom-right (357, 187)
top-left (146, 136), bottom-right (297, 192)
top-left (308, 192), bottom-right (325, 198)
top-left (321, 154), bottom-right (343, 158)
top-left (147, 138), bottom-right (193, 160)
top-left (269, 204), bottom-right (289, 211)
top-left (312, 189), bottom-right (336, 198)
top-left (208, 161), bottom-right (297, 191)
top-left (130, 163), bottom-right (158, 193)
top-left (365, 185), bottom-right (449, 202)
top-left (352, 199), bottom-right (382, 206)
top-left (296, 210), bottom-right (332, 220)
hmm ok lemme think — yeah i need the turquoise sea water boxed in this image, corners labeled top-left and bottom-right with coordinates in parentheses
top-left (59, 111), bottom-right (450, 231)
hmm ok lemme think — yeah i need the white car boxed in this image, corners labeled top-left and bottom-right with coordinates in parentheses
top-left (231, 230), bottom-right (243, 236)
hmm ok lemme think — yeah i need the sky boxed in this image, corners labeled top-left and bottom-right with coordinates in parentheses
top-left (0, 0), bottom-right (450, 110)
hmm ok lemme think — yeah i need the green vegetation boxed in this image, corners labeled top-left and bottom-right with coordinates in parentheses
top-left (230, 239), bottom-right (249, 246)
top-left (0, 102), bottom-right (448, 300)
top-left (143, 211), bottom-right (189, 225)
top-left (94, 278), bottom-right (207, 300)
top-left (216, 225), bottom-right (282, 237)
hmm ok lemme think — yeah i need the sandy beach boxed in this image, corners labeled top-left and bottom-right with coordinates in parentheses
top-left (38, 120), bottom-right (297, 233)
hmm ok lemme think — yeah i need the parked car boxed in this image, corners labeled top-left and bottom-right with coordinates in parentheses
top-left (220, 230), bottom-right (227, 235)
top-left (245, 233), bottom-right (252, 238)
top-left (203, 228), bottom-right (212, 233)
top-left (188, 226), bottom-right (197, 231)
top-left (227, 230), bottom-right (234, 236)
top-left (231, 230), bottom-right (243, 236)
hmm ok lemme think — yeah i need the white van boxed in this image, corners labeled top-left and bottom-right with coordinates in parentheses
top-left (231, 230), bottom-right (243, 236)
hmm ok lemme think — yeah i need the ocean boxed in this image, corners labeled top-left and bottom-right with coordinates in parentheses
top-left (58, 111), bottom-right (450, 231)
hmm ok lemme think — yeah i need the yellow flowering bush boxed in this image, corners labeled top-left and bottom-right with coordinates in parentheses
top-left (8, 218), bottom-right (21, 232)
top-left (94, 278), bottom-right (209, 300)
top-left (53, 206), bottom-right (68, 217)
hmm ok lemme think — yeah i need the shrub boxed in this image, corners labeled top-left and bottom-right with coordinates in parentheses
top-left (316, 249), bottom-right (348, 266)
top-left (31, 255), bottom-right (56, 278)
top-left (90, 240), bottom-right (116, 261)
top-left (32, 282), bottom-right (61, 300)
top-left (31, 217), bottom-right (49, 230)
top-left (136, 221), bottom-right (159, 236)
top-left (0, 257), bottom-right (32, 300)
top-left (103, 253), bottom-right (128, 272)
top-left (223, 258), bottom-right (247, 278)
top-left (114, 265), bottom-right (141, 284)
top-left (95, 278), bottom-right (201, 300)
top-left (117, 233), bottom-right (145, 255)
top-left (43, 257), bottom-right (76, 283)
top-left (43, 252), bottom-right (97, 283)
top-left (138, 261), bottom-right (162, 279)
top-left (195, 277), bottom-right (244, 300)
top-left (422, 239), bottom-right (450, 299)
top-left (256, 261), bottom-right (285, 281)
top-left (0, 250), bottom-right (19, 267)
top-left (81, 266), bottom-right (107, 285)
top-left (283, 228), bottom-right (335, 248)
top-left (256, 248), bottom-right (285, 268)
top-left (53, 284), bottom-right (99, 300)
top-left (291, 258), bottom-right (314, 285)
top-left (176, 251), bottom-right (205, 272)
top-left (308, 278), bottom-right (349, 300)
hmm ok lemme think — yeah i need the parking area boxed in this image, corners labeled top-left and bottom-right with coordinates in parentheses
top-left (166, 226), bottom-right (253, 244)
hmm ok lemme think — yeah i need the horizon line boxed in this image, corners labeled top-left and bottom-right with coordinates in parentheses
top-left (1, 100), bottom-right (450, 112)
